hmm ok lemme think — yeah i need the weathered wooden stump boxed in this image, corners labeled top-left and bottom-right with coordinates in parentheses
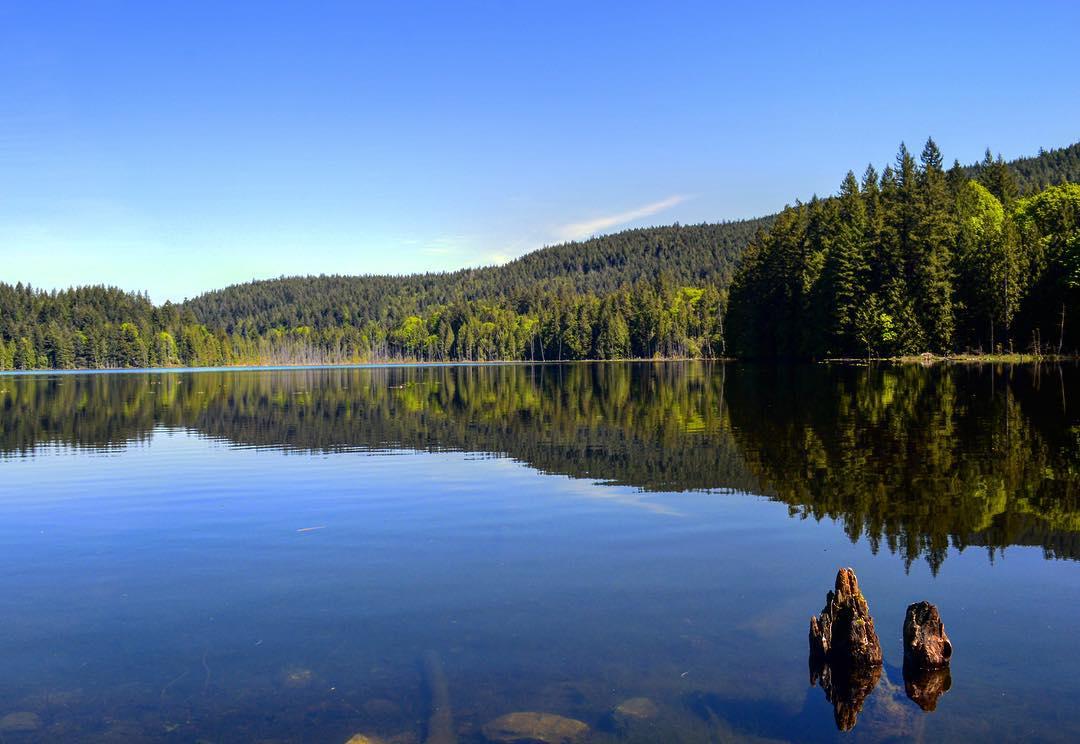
top-left (808, 568), bottom-right (883, 731)
top-left (902, 601), bottom-right (952, 670)
top-left (809, 568), bottom-right (883, 670)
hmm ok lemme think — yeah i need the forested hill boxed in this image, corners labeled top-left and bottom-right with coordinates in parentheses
top-left (182, 219), bottom-right (771, 333)
top-left (183, 142), bottom-right (1080, 335)
top-left (1, 139), bottom-right (1078, 369)
top-left (964, 141), bottom-right (1080, 194)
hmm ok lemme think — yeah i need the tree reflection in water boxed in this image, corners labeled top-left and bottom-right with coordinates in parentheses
top-left (3, 361), bottom-right (1079, 570)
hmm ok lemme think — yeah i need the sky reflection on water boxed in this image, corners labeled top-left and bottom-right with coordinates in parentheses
top-left (1, 363), bottom-right (1078, 742)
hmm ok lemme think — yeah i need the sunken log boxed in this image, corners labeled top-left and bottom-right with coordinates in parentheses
top-left (809, 568), bottom-right (883, 670)
top-left (902, 601), bottom-right (952, 670)
top-left (422, 650), bottom-right (457, 744)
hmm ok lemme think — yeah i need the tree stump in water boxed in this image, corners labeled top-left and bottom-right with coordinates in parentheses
top-left (809, 568), bottom-right (883, 670)
top-left (903, 601), bottom-right (952, 669)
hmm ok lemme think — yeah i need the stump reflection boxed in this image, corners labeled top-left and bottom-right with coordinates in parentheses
top-left (903, 662), bottom-right (952, 711)
top-left (809, 657), bottom-right (883, 731)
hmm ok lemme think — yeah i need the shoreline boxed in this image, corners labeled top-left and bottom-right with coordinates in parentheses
top-left (0, 357), bottom-right (729, 376)
top-left (1, 354), bottom-right (1076, 376)
top-left (2, 356), bottom-right (1080, 377)
top-left (824, 353), bottom-right (1079, 364)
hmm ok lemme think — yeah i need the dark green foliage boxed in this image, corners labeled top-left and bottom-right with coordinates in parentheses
top-left (2, 141), bottom-right (1078, 368)
top-left (977, 148), bottom-right (1020, 206)
top-left (965, 142), bottom-right (1080, 195)
top-left (819, 171), bottom-right (870, 352)
top-left (0, 220), bottom-right (767, 367)
top-left (728, 141), bottom-right (1080, 358)
top-left (182, 221), bottom-right (768, 334)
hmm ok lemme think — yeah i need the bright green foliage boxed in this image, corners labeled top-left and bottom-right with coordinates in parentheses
top-left (729, 142), bottom-right (1080, 357)
top-left (391, 316), bottom-right (427, 358)
top-left (2, 142), bottom-right (1079, 367)
top-left (154, 331), bottom-right (181, 367)
top-left (14, 337), bottom-right (38, 369)
top-left (955, 181), bottom-right (1017, 350)
top-left (1013, 184), bottom-right (1080, 352)
top-left (113, 323), bottom-right (148, 368)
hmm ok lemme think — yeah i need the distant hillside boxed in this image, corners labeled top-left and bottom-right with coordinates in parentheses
top-left (182, 219), bottom-right (772, 333)
top-left (1, 139), bottom-right (1077, 369)
top-left (960, 141), bottom-right (1080, 193)
top-left (184, 141), bottom-right (1078, 334)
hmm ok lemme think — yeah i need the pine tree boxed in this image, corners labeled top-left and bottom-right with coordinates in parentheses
top-left (946, 158), bottom-right (966, 196)
top-left (978, 149), bottom-right (1019, 206)
top-left (820, 171), bottom-right (870, 354)
top-left (913, 138), bottom-right (956, 352)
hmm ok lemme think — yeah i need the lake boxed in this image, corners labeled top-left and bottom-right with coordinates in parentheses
top-left (1, 362), bottom-right (1078, 743)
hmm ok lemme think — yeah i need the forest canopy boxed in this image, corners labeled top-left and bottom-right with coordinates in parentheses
top-left (727, 141), bottom-right (1080, 358)
top-left (1, 141), bottom-right (1078, 369)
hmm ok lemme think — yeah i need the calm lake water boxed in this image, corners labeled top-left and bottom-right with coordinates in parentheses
top-left (1, 362), bottom-right (1079, 743)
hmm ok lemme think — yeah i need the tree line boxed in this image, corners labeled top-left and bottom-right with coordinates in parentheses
top-left (2, 141), bottom-right (1078, 369)
top-left (728, 141), bottom-right (1080, 358)
top-left (0, 276), bottom-right (727, 368)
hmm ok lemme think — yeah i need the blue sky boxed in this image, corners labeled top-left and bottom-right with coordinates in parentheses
top-left (2, 1), bottom-right (1078, 302)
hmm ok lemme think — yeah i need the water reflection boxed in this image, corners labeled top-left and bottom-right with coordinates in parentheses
top-left (809, 660), bottom-right (882, 732)
top-left (903, 664), bottom-right (952, 712)
top-left (3, 362), bottom-right (1080, 742)
top-left (3, 362), bottom-right (1078, 569)
top-left (0, 363), bottom-right (1075, 564)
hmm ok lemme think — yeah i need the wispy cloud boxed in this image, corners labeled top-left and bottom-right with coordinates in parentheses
top-left (418, 234), bottom-right (470, 256)
top-left (555, 194), bottom-right (688, 241)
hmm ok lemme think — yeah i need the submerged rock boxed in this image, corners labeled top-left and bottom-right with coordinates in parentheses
top-left (0, 712), bottom-right (42, 732)
top-left (602, 696), bottom-right (661, 734)
top-left (481, 712), bottom-right (589, 744)
top-left (903, 664), bottom-right (952, 711)
top-left (345, 735), bottom-right (387, 744)
top-left (809, 568), bottom-right (883, 669)
top-left (903, 601), bottom-right (952, 670)
top-left (280, 666), bottom-right (315, 688)
top-left (613, 696), bottom-right (659, 721)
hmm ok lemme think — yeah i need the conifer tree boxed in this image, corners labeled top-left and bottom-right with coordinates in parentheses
top-left (913, 138), bottom-right (956, 351)
top-left (819, 172), bottom-right (870, 353)
top-left (978, 149), bottom-right (1019, 206)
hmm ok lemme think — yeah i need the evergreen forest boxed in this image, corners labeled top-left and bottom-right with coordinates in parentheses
top-left (2, 141), bottom-right (1079, 369)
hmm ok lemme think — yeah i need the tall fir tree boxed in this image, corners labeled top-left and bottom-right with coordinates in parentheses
top-left (913, 137), bottom-right (956, 352)
top-left (819, 171), bottom-right (870, 353)
top-left (978, 148), bottom-right (1019, 206)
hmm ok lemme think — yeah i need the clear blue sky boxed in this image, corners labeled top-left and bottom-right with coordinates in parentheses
top-left (2, 1), bottom-right (1078, 302)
